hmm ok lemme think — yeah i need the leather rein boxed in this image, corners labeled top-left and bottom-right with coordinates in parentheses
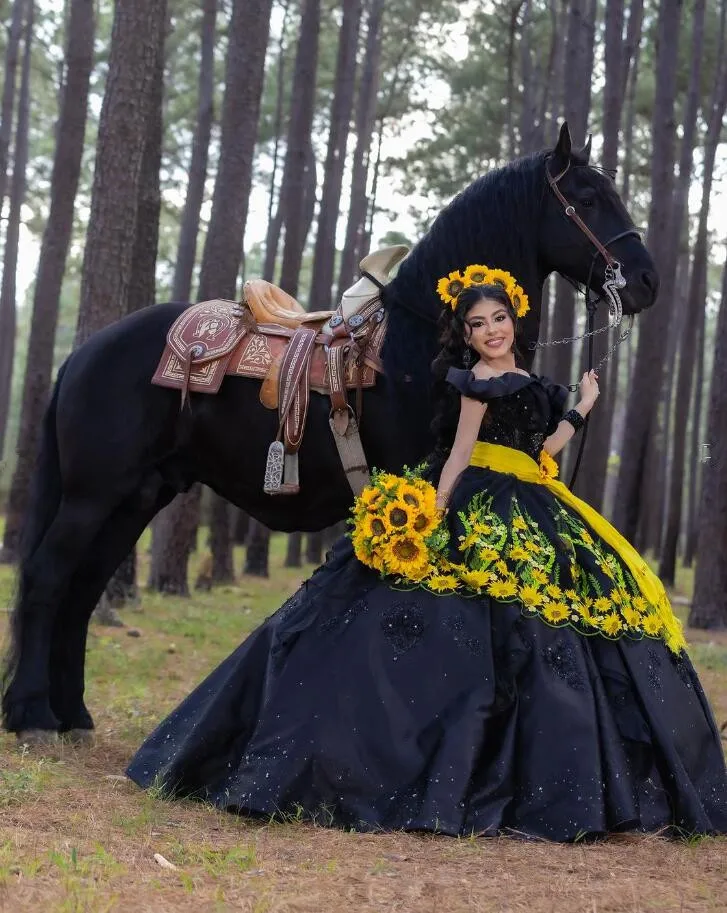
top-left (541, 158), bottom-right (641, 490)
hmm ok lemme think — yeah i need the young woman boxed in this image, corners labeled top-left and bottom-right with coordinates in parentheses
top-left (127, 270), bottom-right (727, 841)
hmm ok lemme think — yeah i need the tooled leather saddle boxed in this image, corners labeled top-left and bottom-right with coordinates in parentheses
top-left (151, 248), bottom-right (408, 495)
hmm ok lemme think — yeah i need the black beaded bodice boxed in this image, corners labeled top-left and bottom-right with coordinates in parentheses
top-left (446, 367), bottom-right (569, 462)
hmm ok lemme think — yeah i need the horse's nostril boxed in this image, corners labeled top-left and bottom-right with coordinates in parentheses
top-left (641, 270), bottom-right (659, 294)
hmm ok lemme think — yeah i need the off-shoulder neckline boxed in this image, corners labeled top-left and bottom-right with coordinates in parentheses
top-left (471, 369), bottom-right (535, 381)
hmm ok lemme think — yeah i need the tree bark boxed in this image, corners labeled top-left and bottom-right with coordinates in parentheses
top-left (74, 0), bottom-right (166, 346)
top-left (171, 0), bottom-right (217, 303)
top-left (659, 2), bottom-right (725, 583)
top-left (613, 0), bottom-right (683, 541)
top-left (194, 0), bottom-right (274, 584)
top-left (0, 0), bottom-right (33, 461)
top-left (261, 0), bottom-right (291, 285)
top-left (684, 301), bottom-right (707, 566)
top-left (101, 5), bottom-right (167, 610)
top-left (277, 0), bottom-right (320, 300)
top-left (335, 0), bottom-right (384, 302)
top-left (689, 252), bottom-right (727, 629)
top-left (305, 531), bottom-right (323, 565)
top-left (148, 486), bottom-right (201, 596)
top-left (1, 0), bottom-right (95, 564)
top-left (209, 493), bottom-right (234, 583)
top-left (244, 519), bottom-right (271, 577)
top-left (285, 531), bottom-right (302, 568)
top-left (0, 0), bottom-right (25, 214)
top-left (308, 0), bottom-right (362, 310)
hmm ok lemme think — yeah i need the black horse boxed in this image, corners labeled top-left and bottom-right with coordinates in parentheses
top-left (2, 125), bottom-right (658, 741)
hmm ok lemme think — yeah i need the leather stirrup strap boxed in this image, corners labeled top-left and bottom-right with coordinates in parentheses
top-left (278, 327), bottom-right (317, 451)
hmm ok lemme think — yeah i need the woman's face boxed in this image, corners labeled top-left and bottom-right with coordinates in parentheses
top-left (463, 297), bottom-right (515, 360)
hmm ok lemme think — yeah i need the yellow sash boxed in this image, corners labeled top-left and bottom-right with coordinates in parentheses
top-left (469, 441), bottom-right (685, 650)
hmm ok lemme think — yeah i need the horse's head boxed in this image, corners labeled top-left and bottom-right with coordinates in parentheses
top-left (539, 122), bottom-right (659, 314)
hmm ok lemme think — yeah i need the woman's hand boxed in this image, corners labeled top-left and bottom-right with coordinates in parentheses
top-left (578, 369), bottom-right (600, 410)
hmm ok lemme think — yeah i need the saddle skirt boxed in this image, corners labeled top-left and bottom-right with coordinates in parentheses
top-left (152, 298), bottom-right (386, 401)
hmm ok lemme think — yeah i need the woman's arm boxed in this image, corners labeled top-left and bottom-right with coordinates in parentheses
top-left (436, 395), bottom-right (487, 510)
top-left (542, 369), bottom-right (599, 458)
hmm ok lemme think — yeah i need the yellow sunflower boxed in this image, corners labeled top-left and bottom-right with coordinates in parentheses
top-left (542, 601), bottom-right (569, 623)
top-left (385, 500), bottom-right (411, 531)
top-left (512, 515), bottom-right (528, 532)
top-left (427, 573), bottom-right (459, 593)
top-left (412, 510), bottom-right (438, 536)
top-left (622, 606), bottom-right (643, 628)
top-left (463, 264), bottom-right (490, 285)
top-left (459, 568), bottom-right (491, 591)
top-left (362, 513), bottom-right (388, 541)
top-left (510, 284), bottom-right (530, 318)
top-left (631, 595), bottom-right (649, 613)
top-left (358, 484), bottom-right (382, 509)
top-left (383, 534), bottom-right (430, 579)
top-left (508, 545), bottom-right (530, 562)
top-left (519, 584), bottom-right (545, 607)
top-left (545, 583), bottom-right (563, 599)
top-left (610, 589), bottom-right (628, 605)
top-left (599, 613), bottom-right (623, 636)
top-left (486, 268), bottom-right (517, 295)
top-left (524, 540), bottom-right (541, 553)
top-left (495, 559), bottom-right (509, 576)
top-left (399, 482), bottom-right (422, 509)
top-left (436, 270), bottom-right (467, 307)
top-left (478, 546), bottom-right (500, 563)
top-left (531, 567), bottom-right (549, 586)
top-left (487, 579), bottom-right (519, 599)
top-left (593, 596), bottom-right (612, 614)
top-left (472, 519), bottom-right (493, 535)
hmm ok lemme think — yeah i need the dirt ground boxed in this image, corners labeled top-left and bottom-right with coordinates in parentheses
top-left (0, 541), bottom-right (725, 913)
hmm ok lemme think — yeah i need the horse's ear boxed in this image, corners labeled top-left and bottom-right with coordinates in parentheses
top-left (551, 121), bottom-right (572, 172)
top-left (581, 133), bottom-right (592, 162)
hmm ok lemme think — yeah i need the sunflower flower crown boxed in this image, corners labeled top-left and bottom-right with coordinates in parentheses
top-left (436, 264), bottom-right (530, 318)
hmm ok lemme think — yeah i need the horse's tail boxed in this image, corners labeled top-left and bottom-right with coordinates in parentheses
top-left (2, 357), bottom-right (68, 720)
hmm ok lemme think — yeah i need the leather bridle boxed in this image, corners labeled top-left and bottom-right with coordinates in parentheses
top-left (543, 158), bottom-right (642, 490)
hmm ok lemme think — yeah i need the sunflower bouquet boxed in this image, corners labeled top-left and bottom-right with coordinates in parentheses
top-left (349, 467), bottom-right (449, 583)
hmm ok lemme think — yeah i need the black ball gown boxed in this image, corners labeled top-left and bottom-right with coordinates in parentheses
top-left (127, 370), bottom-right (727, 841)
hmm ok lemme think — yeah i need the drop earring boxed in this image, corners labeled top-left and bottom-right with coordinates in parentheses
top-left (462, 347), bottom-right (473, 368)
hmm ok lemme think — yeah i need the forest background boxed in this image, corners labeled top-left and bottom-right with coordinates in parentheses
top-left (0, 0), bottom-right (726, 630)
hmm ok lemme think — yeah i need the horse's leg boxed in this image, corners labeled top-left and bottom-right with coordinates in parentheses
top-left (2, 494), bottom-right (123, 736)
top-left (48, 472), bottom-right (173, 735)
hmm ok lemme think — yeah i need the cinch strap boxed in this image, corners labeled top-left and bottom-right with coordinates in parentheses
top-left (469, 441), bottom-right (685, 649)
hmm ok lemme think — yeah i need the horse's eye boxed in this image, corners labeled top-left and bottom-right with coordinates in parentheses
top-left (580, 195), bottom-right (595, 208)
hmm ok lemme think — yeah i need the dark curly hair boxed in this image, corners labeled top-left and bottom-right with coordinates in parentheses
top-left (427, 284), bottom-right (524, 478)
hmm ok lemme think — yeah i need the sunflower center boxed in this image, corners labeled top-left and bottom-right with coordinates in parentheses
top-left (371, 518), bottom-right (386, 536)
top-left (392, 538), bottom-right (420, 561)
top-left (389, 507), bottom-right (408, 527)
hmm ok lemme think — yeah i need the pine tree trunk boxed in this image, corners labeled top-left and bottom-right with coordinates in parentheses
top-left (277, 0), bottom-right (320, 300)
top-left (261, 0), bottom-right (291, 284)
top-left (0, 0), bottom-right (94, 564)
top-left (305, 531), bottom-right (323, 565)
top-left (308, 0), bottom-right (362, 310)
top-left (0, 0), bottom-right (25, 212)
top-left (613, 0), bottom-right (683, 541)
top-left (335, 0), bottom-right (384, 301)
top-left (101, 7), bottom-right (166, 611)
top-left (285, 531), bottom-right (302, 568)
top-left (74, 0), bottom-right (166, 346)
top-left (194, 0), bottom-right (274, 583)
top-left (148, 486), bottom-right (201, 595)
top-left (659, 8), bottom-right (725, 582)
top-left (171, 0), bottom-right (216, 303)
top-left (689, 252), bottom-right (727, 629)
top-left (0, 0), bottom-right (33, 461)
top-left (209, 494), bottom-right (234, 583)
top-left (233, 509), bottom-right (250, 544)
top-left (244, 519), bottom-right (271, 577)
top-left (684, 303), bottom-right (706, 566)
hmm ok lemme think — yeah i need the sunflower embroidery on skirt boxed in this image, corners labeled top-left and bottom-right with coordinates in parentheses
top-left (348, 473), bottom-right (685, 654)
top-left (438, 492), bottom-right (685, 654)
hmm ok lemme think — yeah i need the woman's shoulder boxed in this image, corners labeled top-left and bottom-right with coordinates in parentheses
top-left (446, 366), bottom-right (535, 402)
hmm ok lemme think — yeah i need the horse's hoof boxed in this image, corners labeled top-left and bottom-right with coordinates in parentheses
top-left (61, 728), bottom-right (94, 746)
top-left (16, 729), bottom-right (59, 750)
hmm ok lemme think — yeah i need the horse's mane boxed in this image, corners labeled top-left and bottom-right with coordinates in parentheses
top-left (380, 151), bottom-right (549, 443)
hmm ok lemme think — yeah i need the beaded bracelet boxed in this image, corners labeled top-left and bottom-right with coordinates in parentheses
top-left (562, 409), bottom-right (586, 433)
